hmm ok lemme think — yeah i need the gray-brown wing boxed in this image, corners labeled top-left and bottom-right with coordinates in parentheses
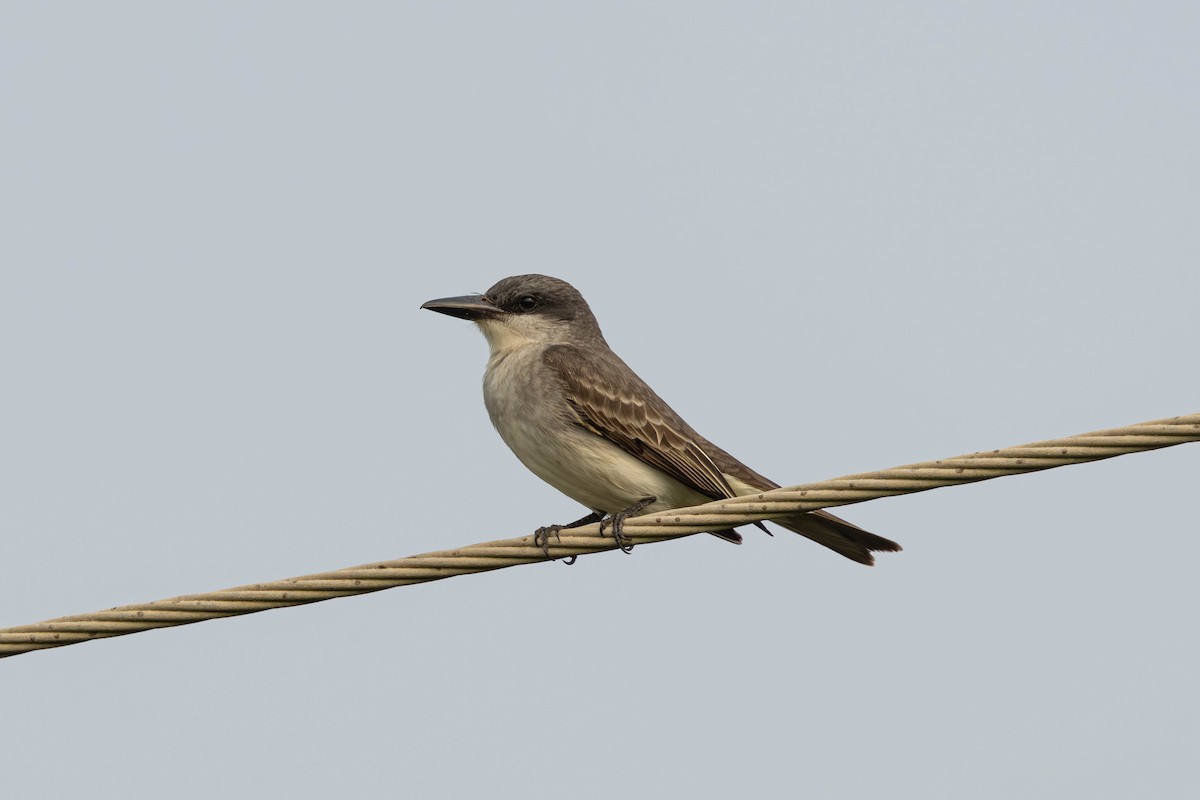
top-left (542, 345), bottom-right (902, 563)
top-left (542, 344), bottom-right (736, 501)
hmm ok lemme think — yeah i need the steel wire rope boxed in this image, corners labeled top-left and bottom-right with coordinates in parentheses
top-left (2, 413), bottom-right (1195, 658)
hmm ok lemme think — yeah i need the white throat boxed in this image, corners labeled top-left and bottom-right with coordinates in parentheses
top-left (476, 315), bottom-right (568, 362)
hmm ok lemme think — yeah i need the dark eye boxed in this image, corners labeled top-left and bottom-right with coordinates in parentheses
top-left (517, 294), bottom-right (538, 311)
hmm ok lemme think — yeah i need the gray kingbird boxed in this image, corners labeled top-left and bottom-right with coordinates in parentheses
top-left (422, 274), bottom-right (901, 565)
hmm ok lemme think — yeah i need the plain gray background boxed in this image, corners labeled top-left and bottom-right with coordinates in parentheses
top-left (2, 3), bottom-right (1197, 798)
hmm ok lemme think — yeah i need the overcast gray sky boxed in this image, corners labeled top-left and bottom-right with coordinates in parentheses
top-left (2, 3), bottom-right (1197, 798)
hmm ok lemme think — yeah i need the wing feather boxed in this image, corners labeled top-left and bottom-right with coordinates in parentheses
top-left (541, 345), bottom-right (903, 563)
top-left (542, 345), bottom-right (736, 500)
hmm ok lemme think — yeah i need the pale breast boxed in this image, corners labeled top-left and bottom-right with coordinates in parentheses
top-left (482, 346), bottom-right (708, 514)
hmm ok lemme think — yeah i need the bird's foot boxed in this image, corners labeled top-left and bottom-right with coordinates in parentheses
top-left (533, 524), bottom-right (563, 555)
top-left (600, 497), bottom-right (656, 554)
top-left (533, 510), bottom-right (605, 565)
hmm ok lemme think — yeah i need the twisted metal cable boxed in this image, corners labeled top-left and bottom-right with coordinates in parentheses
top-left (2, 413), bottom-right (1196, 659)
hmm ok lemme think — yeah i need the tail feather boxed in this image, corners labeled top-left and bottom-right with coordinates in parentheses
top-left (695, 440), bottom-right (901, 562)
top-left (771, 509), bottom-right (902, 566)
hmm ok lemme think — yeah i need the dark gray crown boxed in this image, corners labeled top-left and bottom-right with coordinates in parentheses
top-left (483, 274), bottom-right (600, 333)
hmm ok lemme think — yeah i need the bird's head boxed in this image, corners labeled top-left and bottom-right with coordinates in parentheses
top-left (422, 274), bottom-right (603, 355)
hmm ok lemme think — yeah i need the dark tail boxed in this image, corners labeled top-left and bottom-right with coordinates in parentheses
top-left (772, 510), bottom-right (902, 566)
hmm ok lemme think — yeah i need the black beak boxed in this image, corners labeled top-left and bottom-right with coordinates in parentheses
top-left (420, 294), bottom-right (502, 321)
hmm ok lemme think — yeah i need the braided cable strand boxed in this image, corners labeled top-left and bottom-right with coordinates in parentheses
top-left (2, 413), bottom-right (1196, 658)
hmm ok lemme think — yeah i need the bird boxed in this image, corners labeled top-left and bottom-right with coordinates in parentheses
top-left (421, 274), bottom-right (901, 565)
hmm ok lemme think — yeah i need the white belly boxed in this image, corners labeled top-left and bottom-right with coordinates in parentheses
top-left (482, 347), bottom-right (711, 514)
top-left (505, 418), bottom-right (710, 514)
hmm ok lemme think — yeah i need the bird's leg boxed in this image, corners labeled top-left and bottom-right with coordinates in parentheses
top-left (600, 496), bottom-right (656, 554)
top-left (534, 510), bottom-right (605, 563)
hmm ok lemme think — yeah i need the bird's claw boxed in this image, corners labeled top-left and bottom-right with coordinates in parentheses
top-left (534, 525), bottom-right (576, 563)
top-left (599, 497), bottom-right (655, 554)
top-left (533, 511), bottom-right (604, 565)
top-left (599, 515), bottom-right (635, 553)
top-left (533, 524), bottom-right (563, 556)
